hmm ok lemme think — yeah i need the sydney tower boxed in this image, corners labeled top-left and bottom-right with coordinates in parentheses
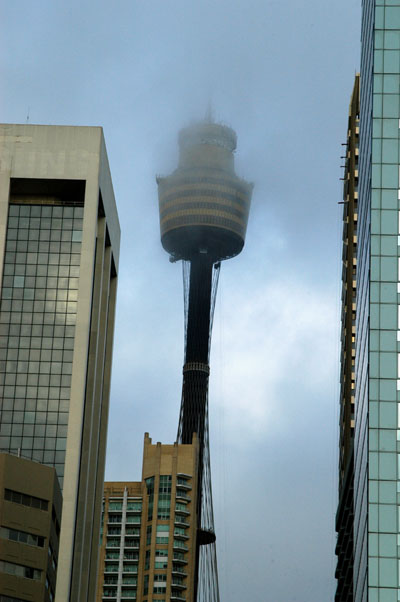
top-left (157, 119), bottom-right (252, 601)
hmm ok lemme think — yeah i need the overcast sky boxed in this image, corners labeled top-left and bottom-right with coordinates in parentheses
top-left (1, 1), bottom-right (361, 599)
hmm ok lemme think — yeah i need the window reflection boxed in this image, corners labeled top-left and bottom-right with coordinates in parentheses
top-left (0, 203), bottom-right (83, 486)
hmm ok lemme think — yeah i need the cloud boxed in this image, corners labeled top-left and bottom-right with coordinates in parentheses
top-left (210, 274), bottom-right (339, 438)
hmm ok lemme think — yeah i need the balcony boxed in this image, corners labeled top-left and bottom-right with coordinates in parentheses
top-left (123, 566), bottom-right (138, 574)
top-left (123, 554), bottom-right (139, 561)
top-left (176, 491), bottom-right (190, 502)
top-left (175, 505), bottom-right (190, 516)
top-left (177, 479), bottom-right (191, 490)
top-left (104, 567), bottom-right (119, 574)
top-left (172, 554), bottom-right (187, 565)
top-left (171, 593), bottom-right (186, 601)
top-left (124, 545), bottom-right (140, 550)
top-left (172, 565), bottom-right (187, 577)
top-left (174, 529), bottom-right (189, 540)
top-left (172, 581), bottom-right (186, 590)
top-left (174, 516), bottom-right (189, 527)
top-left (125, 531), bottom-right (140, 538)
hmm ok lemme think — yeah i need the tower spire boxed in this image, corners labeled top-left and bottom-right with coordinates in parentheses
top-left (205, 101), bottom-right (214, 123)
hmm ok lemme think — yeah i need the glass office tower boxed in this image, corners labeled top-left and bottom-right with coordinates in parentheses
top-left (342, 2), bottom-right (400, 601)
top-left (0, 124), bottom-right (120, 601)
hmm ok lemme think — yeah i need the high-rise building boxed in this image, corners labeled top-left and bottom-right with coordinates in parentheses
top-left (96, 433), bottom-right (198, 602)
top-left (96, 481), bottom-right (143, 602)
top-left (0, 452), bottom-right (62, 602)
top-left (0, 124), bottom-right (120, 601)
top-left (335, 74), bottom-right (359, 602)
top-left (336, 3), bottom-right (400, 600)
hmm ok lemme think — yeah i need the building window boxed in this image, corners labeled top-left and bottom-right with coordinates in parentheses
top-left (145, 477), bottom-right (154, 520)
top-left (45, 577), bottom-right (55, 602)
top-left (0, 594), bottom-right (39, 602)
top-left (48, 543), bottom-right (57, 570)
top-left (125, 527), bottom-right (140, 536)
top-left (121, 588), bottom-right (136, 598)
top-left (0, 559), bottom-right (42, 580)
top-left (125, 538), bottom-right (139, 548)
top-left (108, 514), bottom-right (122, 523)
top-left (123, 552), bottom-right (138, 560)
top-left (106, 538), bottom-right (120, 548)
top-left (4, 488), bottom-right (48, 511)
top-left (126, 514), bottom-right (141, 524)
top-left (123, 563), bottom-right (138, 573)
top-left (158, 477), bottom-right (171, 519)
top-left (156, 525), bottom-right (169, 544)
top-left (122, 576), bottom-right (137, 585)
top-left (155, 549), bottom-right (168, 569)
top-left (103, 587), bottom-right (117, 597)
top-left (0, 526), bottom-right (44, 547)
top-left (146, 525), bottom-right (152, 546)
top-left (126, 500), bottom-right (142, 511)
top-left (159, 475), bottom-right (172, 493)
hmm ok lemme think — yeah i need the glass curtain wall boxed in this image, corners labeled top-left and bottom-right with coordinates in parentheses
top-left (0, 202), bottom-right (83, 487)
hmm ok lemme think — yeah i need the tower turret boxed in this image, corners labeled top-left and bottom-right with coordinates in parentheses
top-left (157, 121), bottom-right (253, 261)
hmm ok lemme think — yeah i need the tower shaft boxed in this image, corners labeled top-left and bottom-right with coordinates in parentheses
top-left (181, 256), bottom-right (213, 445)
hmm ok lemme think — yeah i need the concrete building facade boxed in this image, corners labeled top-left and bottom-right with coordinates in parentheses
top-left (96, 434), bottom-right (199, 602)
top-left (0, 452), bottom-right (62, 602)
top-left (0, 124), bottom-right (120, 601)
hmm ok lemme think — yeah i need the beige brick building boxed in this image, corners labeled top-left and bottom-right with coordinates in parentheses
top-left (0, 452), bottom-right (62, 602)
top-left (97, 433), bottom-right (199, 602)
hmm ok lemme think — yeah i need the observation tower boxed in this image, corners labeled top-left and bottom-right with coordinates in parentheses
top-left (157, 120), bottom-right (252, 602)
